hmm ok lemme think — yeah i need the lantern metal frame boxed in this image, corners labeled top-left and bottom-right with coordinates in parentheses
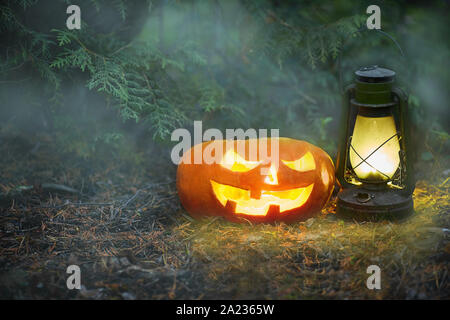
top-left (335, 67), bottom-right (416, 221)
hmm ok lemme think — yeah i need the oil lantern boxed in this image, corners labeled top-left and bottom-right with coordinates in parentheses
top-left (335, 65), bottom-right (415, 221)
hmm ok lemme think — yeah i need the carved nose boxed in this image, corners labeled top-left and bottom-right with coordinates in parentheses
top-left (264, 164), bottom-right (278, 185)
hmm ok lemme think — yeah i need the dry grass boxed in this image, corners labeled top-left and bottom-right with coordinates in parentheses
top-left (173, 179), bottom-right (449, 299)
top-left (0, 133), bottom-right (448, 299)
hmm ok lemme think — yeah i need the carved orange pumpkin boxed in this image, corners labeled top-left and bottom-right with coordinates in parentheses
top-left (176, 138), bottom-right (335, 223)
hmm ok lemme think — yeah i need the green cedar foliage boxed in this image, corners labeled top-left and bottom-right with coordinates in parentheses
top-left (0, 0), bottom-right (448, 160)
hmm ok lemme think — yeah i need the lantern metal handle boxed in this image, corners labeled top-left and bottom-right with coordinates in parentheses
top-left (338, 28), bottom-right (407, 93)
top-left (335, 84), bottom-right (355, 189)
top-left (392, 88), bottom-right (416, 195)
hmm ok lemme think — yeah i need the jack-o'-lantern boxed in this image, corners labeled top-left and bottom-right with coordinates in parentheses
top-left (176, 137), bottom-right (335, 223)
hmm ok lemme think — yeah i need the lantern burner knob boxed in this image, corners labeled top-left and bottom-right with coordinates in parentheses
top-left (355, 192), bottom-right (372, 203)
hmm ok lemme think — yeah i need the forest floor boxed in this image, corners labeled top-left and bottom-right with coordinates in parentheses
top-left (0, 132), bottom-right (449, 299)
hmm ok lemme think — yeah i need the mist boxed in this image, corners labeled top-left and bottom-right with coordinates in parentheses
top-left (1, 1), bottom-right (448, 169)
top-left (0, 0), bottom-right (449, 301)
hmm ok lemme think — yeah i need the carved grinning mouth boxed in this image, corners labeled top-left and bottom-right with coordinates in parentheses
top-left (210, 180), bottom-right (314, 216)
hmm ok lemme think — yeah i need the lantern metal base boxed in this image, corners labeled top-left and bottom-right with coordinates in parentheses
top-left (336, 187), bottom-right (413, 222)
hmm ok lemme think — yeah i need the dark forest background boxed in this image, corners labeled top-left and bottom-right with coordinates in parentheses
top-left (0, 0), bottom-right (449, 301)
top-left (0, 0), bottom-right (449, 179)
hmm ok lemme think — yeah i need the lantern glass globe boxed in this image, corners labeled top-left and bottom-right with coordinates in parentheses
top-left (349, 114), bottom-right (400, 182)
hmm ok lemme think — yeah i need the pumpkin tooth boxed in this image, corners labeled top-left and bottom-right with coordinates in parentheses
top-left (225, 200), bottom-right (237, 212)
top-left (267, 204), bottom-right (281, 216)
top-left (250, 189), bottom-right (262, 199)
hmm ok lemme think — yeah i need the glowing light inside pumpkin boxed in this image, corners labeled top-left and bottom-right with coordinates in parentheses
top-left (349, 114), bottom-right (400, 181)
top-left (282, 151), bottom-right (316, 172)
top-left (220, 149), bottom-right (261, 172)
top-left (211, 180), bottom-right (314, 216)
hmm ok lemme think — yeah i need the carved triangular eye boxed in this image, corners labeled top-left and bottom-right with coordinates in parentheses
top-left (282, 151), bottom-right (316, 172)
top-left (220, 149), bottom-right (261, 172)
